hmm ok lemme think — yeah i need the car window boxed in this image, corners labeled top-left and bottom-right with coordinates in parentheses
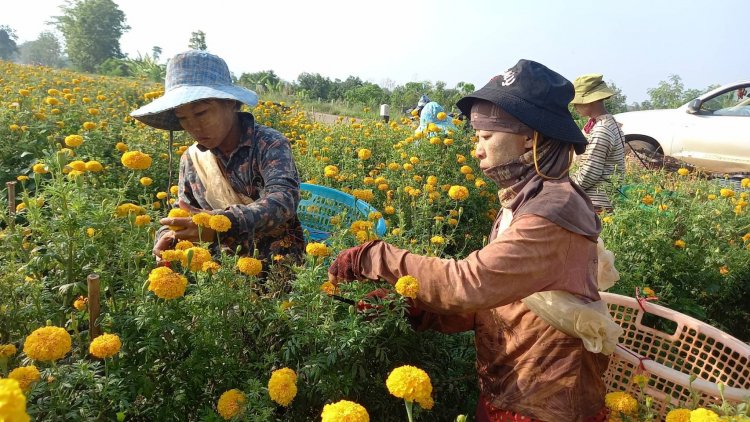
top-left (703, 86), bottom-right (750, 116)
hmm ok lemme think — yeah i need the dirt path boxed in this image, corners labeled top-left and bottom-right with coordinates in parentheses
top-left (307, 112), bottom-right (360, 125)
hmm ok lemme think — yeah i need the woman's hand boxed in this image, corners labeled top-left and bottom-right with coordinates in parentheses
top-left (327, 242), bottom-right (377, 285)
top-left (158, 200), bottom-right (217, 244)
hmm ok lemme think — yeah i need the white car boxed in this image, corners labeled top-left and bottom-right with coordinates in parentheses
top-left (614, 80), bottom-right (750, 174)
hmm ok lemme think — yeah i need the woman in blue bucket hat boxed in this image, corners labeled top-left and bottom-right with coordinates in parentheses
top-left (131, 50), bottom-right (305, 269)
top-left (328, 60), bottom-right (616, 421)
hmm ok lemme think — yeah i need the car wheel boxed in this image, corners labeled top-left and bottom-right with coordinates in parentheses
top-left (625, 140), bottom-right (664, 169)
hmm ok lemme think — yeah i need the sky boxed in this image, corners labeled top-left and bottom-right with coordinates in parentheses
top-left (5, 0), bottom-right (749, 104)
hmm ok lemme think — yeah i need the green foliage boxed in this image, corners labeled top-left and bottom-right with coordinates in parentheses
top-left (0, 24), bottom-right (19, 60)
top-left (53, 0), bottom-right (130, 72)
top-left (188, 30), bottom-right (207, 51)
top-left (17, 31), bottom-right (66, 68)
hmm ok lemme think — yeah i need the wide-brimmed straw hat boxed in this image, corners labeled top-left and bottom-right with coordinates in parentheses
top-left (570, 73), bottom-right (615, 105)
top-left (456, 59), bottom-right (588, 154)
top-left (131, 50), bottom-right (258, 131)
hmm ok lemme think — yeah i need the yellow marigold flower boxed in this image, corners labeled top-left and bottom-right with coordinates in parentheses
top-left (139, 177), bottom-right (153, 186)
top-left (115, 142), bottom-right (128, 152)
top-left (134, 215), bottom-right (152, 227)
top-left (459, 165), bottom-right (473, 175)
top-left (324, 165), bottom-right (339, 178)
top-left (677, 168), bottom-right (689, 176)
top-left (167, 208), bottom-right (190, 231)
top-left (23, 326), bottom-right (71, 362)
top-left (395, 275), bottom-right (419, 299)
top-left (707, 194), bottom-right (717, 200)
top-left (641, 194), bottom-right (655, 205)
top-left (85, 160), bottom-right (103, 172)
top-left (306, 242), bottom-right (329, 257)
top-left (174, 240), bottom-right (193, 251)
top-left (268, 368), bottom-right (297, 407)
top-left (202, 261), bottom-right (220, 273)
top-left (68, 160), bottom-right (86, 172)
top-left (604, 391), bottom-right (637, 415)
top-left (720, 188), bottom-right (735, 198)
top-left (386, 365), bottom-right (433, 403)
top-left (73, 295), bottom-right (87, 311)
top-left (320, 281), bottom-right (338, 296)
top-left (674, 239), bottom-right (686, 249)
top-left (237, 257), bottom-right (262, 276)
top-left (384, 205), bottom-right (395, 215)
top-left (15, 203), bottom-right (26, 212)
top-left (32, 163), bottom-right (49, 174)
top-left (160, 249), bottom-right (185, 263)
top-left (81, 121), bottom-right (96, 130)
top-left (435, 111), bottom-right (447, 121)
top-left (18, 89), bottom-right (30, 96)
top-left (430, 236), bottom-right (444, 245)
top-left (448, 185), bottom-right (469, 201)
top-left (741, 178), bottom-right (750, 188)
top-left (86, 228), bottom-right (96, 237)
top-left (0, 378), bottom-right (31, 422)
top-left (719, 265), bottom-right (729, 275)
top-left (357, 148), bottom-right (372, 160)
top-left (658, 204), bottom-right (669, 212)
top-left (183, 247), bottom-right (212, 272)
top-left (321, 400), bottom-right (370, 422)
top-left (115, 203), bottom-right (145, 217)
top-left (742, 233), bottom-right (750, 242)
top-left (642, 287), bottom-right (656, 297)
top-left (208, 214), bottom-right (232, 232)
top-left (147, 266), bottom-right (188, 300)
top-left (64, 134), bottom-right (84, 147)
top-left (8, 365), bottom-right (40, 392)
top-left (191, 212), bottom-right (211, 227)
top-left (89, 333), bottom-right (122, 359)
top-left (0, 343), bottom-right (17, 358)
top-left (121, 151), bottom-right (153, 170)
top-left (156, 191), bottom-right (168, 200)
top-left (665, 408), bottom-right (691, 422)
top-left (689, 408), bottom-right (720, 421)
top-left (632, 374), bottom-right (648, 388)
top-left (352, 189), bottom-right (374, 202)
top-left (217, 389), bottom-right (247, 420)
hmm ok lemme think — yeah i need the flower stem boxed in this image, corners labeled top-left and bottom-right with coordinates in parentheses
top-left (404, 399), bottom-right (414, 422)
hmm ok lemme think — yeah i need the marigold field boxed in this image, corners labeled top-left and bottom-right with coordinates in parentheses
top-left (0, 61), bottom-right (748, 421)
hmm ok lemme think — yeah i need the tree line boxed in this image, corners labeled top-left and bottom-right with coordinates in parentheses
top-left (1, 0), bottom-right (719, 114)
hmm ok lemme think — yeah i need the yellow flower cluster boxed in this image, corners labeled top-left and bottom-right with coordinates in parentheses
top-left (0, 379), bottom-right (30, 422)
top-left (306, 242), bottom-right (329, 257)
top-left (23, 326), bottom-right (72, 362)
top-left (448, 185), bottom-right (469, 201)
top-left (385, 365), bottom-right (434, 409)
top-left (8, 365), bottom-right (40, 391)
top-left (237, 257), bottom-right (263, 276)
top-left (395, 275), bottom-right (419, 299)
top-left (216, 389), bottom-right (246, 420)
top-left (268, 367), bottom-right (297, 407)
top-left (147, 266), bottom-right (188, 300)
top-left (0, 343), bottom-right (17, 358)
top-left (89, 333), bottom-right (122, 359)
top-left (604, 391), bottom-right (638, 415)
top-left (120, 150), bottom-right (153, 170)
top-left (321, 400), bottom-right (370, 422)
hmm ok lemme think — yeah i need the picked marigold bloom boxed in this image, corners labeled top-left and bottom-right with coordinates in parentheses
top-left (448, 185), bottom-right (469, 201)
top-left (320, 281), bottom-right (338, 296)
top-left (217, 389), bottom-right (247, 420)
top-left (167, 208), bottom-right (190, 231)
top-left (73, 295), bottom-right (87, 311)
top-left (237, 257), bottom-right (262, 276)
top-left (8, 365), bottom-right (40, 392)
top-left (306, 242), bottom-right (329, 257)
top-left (267, 367), bottom-right (297, 407)
top-left (395, 275), bottom-right (419, 299)
top-left (89, 333), bottom-right (122, 359)
top-left (386, 365), bottom-right (433, 404)
top-left (121, 151), bottom-right (153, 170)
top-left (147, 266), bottom-right (188, 300)
top-left (23, 326), bottom-right (72, 362)
top-left (208, 214), bottom-right (231, 232)
top-left (64, 134), bottom-right (84, 147)
top-left (321, 400), bottom-right (370, 422)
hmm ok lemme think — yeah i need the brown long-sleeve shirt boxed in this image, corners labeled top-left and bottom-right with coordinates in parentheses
top-left (358, 186), bottom-right (609, 421)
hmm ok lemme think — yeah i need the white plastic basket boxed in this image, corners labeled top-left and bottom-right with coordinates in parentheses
top-left (600, 292), bottom-right (750, 418)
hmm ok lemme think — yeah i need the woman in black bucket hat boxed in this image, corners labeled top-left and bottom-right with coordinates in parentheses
top-left (328, 60), bottom-right (615, 421)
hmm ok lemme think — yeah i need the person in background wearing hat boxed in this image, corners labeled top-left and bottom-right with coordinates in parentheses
top-left (131, 50), bottom-right (305, 266)
top-left (570, 74), bottom-right (626, 212)
top-left (327, 60), bottom-right (614, 422)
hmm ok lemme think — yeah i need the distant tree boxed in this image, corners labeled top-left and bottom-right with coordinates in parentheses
top-left (646, 75), bottom-right (718, 109)
top-left (152, 46), bottom-right (162, 61)
top-left (53, 0), bottom-right (129, 72)
top-left (0, 25), bottom-right (18, 60)
top-left (296, 72), bottom-right (333, 101)
top-left (343, 83), bottom-right (389, 107)
top-left (603, 81), bottom-right (628, 114)
top-left (330, 76), bottom-right (364, 100)
top-left (17, 31), bottom-right (66, 67)
top-left (456, 81), bottom-right (475, 95)
top-left (189, 30), bottom-right (207, 50)
top-left (238, 70), bottom-right (280, 93)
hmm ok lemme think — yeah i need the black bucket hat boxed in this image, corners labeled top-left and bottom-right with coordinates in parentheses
top-left (457, 59), bottom-right (587, 154)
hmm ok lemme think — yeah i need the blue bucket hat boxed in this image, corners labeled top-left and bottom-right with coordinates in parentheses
top-left (456, 59), bottom-right (587, 154)
top-left (131, 50), bottom-right (258, 131)
top-left (417, 94), bottom-right (431, 108)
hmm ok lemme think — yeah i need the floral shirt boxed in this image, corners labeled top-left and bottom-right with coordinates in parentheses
top-left (157, 112), bottom-right (305, 264)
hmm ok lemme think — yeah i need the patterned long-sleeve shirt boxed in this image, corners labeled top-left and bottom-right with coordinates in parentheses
top-left (156, 112), bottom-right (305, 263)
top-left (572, 114), bottom-right (625, 210)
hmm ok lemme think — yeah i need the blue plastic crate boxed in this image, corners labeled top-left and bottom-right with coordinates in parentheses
top-left (297, 183), bottom-right (386, 242)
